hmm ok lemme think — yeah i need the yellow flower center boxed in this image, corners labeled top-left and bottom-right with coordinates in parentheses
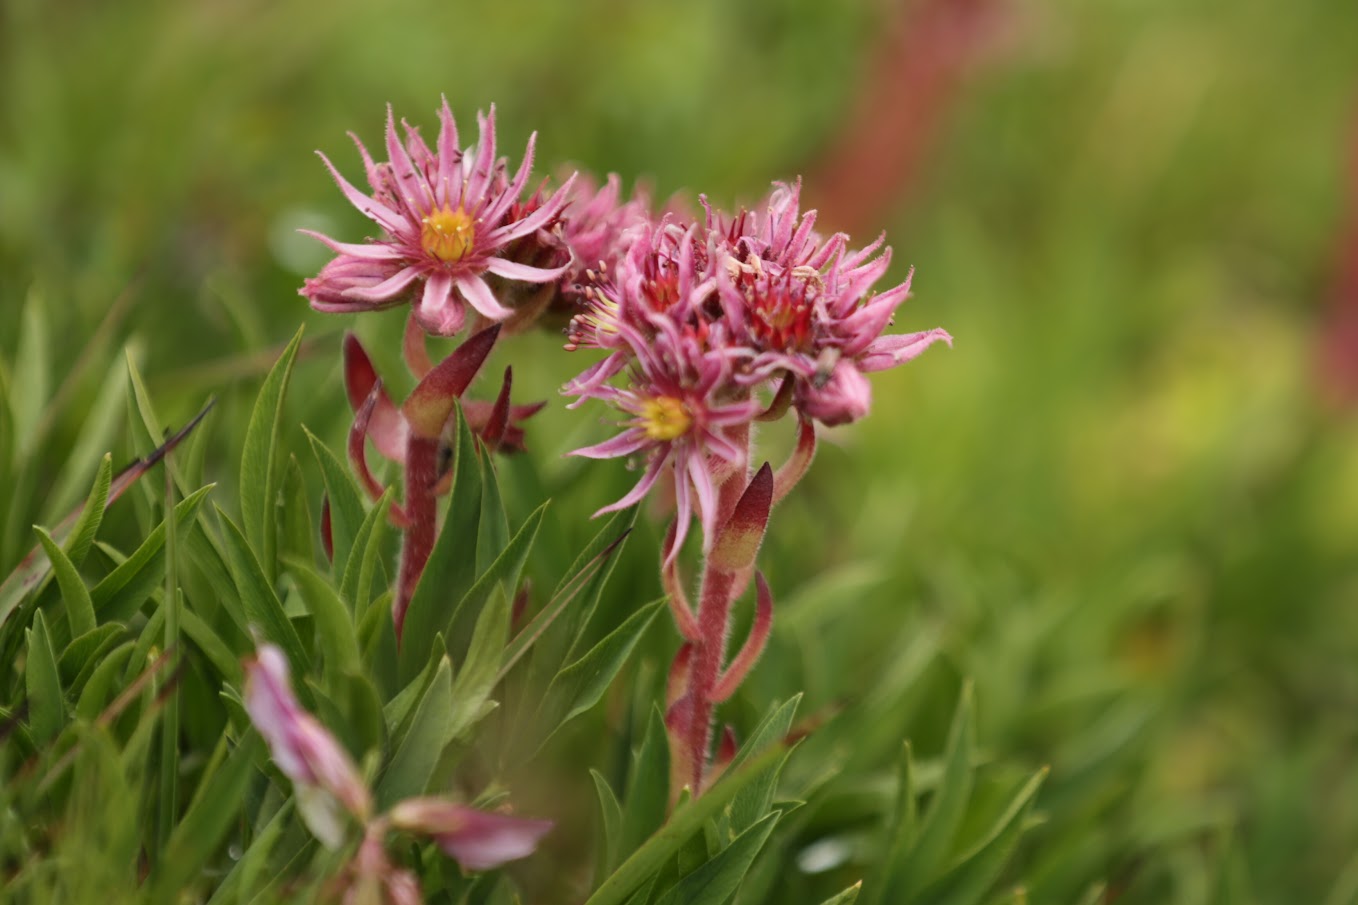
top-left (640, 396), bottom-right (691, 441)
top-left (421, 206), bottom-right (475, 262)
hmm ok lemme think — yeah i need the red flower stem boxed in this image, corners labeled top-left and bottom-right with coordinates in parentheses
top-left (393, 435), bottom-right (439, 642)
top-left (681, 425), bottom-right (754, 792)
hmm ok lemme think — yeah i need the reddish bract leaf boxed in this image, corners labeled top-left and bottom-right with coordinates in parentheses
top-left (343, 333), bottom-right (407, 461)
top-left (661, 520), bottom-right (700, 641)
top-left (708, 462), bottom-right (773, 574)
top-left (481, 367), bottom-right (513, 451)
top-left (348, 383), bottom-right (388, 503)
top-left (772, 416), bottom-right (816, 508)
top-left (667, 642), bottom-right (694, 709)
top-left (320, 494), bottom-right (334, 563)
top-left (403, 310), bottom-right (433, 378)
top-left (713, 571), bottom-right (774, 703)
top-left (403, 325), bottom-right (501, 439)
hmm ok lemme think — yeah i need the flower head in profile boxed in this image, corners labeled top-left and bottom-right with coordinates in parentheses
top-left (301, 98), bottom-right (576, 335)
top-left (243, 643), bottom-right (371, 848)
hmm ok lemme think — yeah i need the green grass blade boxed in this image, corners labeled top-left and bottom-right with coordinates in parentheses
top-left (239, 325), bottom-right (303, 583)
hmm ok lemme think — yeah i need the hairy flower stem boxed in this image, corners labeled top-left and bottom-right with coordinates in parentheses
top-left (675, 424), bottom-right (753, 792)
top-left (394, 435), bottom-right (439, 642)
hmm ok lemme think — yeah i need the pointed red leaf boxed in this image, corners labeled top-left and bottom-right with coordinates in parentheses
top-left (348, 383), bottom-right (389, 503)
top-left (403, 325), bottom-right (501, 439)
top-left (403, 310), bottom-right (433, 378)
top-left (320, 494), bottom-right (334, 563)
top-left (772, 417), bottom-right (816, 507)
top-left (708, 463), bottom-right (773, 574)
top-left (713, 571), bottom-right (774, 703)
top-left (482, 367), bottom-right (513, 451)
top-left (343, 332), bottom-right (406, 461)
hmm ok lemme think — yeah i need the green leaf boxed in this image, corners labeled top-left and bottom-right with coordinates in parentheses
top-left (305, 427), bottom-right (367, 575)
top-left (34, 526), bottom-right (95, 637)
top-left (727, 695), bottom-right (801, 836)
top-left (179, 606), bottom-right (243, 686)
top-left (584, 737), bottom-right (792, 905)
top-left (24, 610), bottom-right (64, 744)
top-left (383, 636), bottom-right (442, 739)
top-left (286, 556), bottom-right (361, 683)
top-left (149, 735), bottom-right (260, 901)
top-left (446, 501), bottom-right (546, 663)
top-left (497, 519), bottom-right (632, 683)
top-left (9, 286), bottom-right (50, 461)
top-left (75, 641), bottom-right (135, 720)
top-left (89, 484), bottom-right (213, 623)
top-left (620, 706), bottom-right (671, 862)
top-left (816, 883), bottom-right (863, 905)
top-left (651, 810), bottom-right (782, 905)
top-left (57, 623), bottom-right (123, 687)
top-left (240, 325), bottom-right (303, 582)
top-left (339, 485), bottom-right (393, 617)
top-left (63, 451), bottom-right (113, 570)
top-left (446, 587), bottom-right (510, 742)
top-left (278, 454), bottom-right (317, 567)
top-left (478, 455), bottom-right (511, 574)
top-left (884, 682), bottom-right (976, 901)
top-left (216, 505), bottom-right (310, 679)
top-left (912, 767), bottom-right (1047, 905)
top-left (378, 655), bottom-right (455, 807)
top-left (866, 741), bottom-right (919, 905)
top-left (556, 510), bottom-right (637, 665)
top-left (537, 598), bottom-right (663, 743)
top-left (204, 800), bottom-right (292, 905)
top-left (46, 360), bottom-right (126, 520)
top-left (592, 769), bottom-right (624, 879)
top-left (399, 408), bottom-right (483, 683)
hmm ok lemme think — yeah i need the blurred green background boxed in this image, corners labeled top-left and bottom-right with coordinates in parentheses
top-left (3, 0), bottom-right (1358, 900)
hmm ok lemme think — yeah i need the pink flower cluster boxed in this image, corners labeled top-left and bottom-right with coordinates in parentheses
top-left (561, 180), bottom-right (951, 552)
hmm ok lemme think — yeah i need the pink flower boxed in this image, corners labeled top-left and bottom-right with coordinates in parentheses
top-left (569, 326), bottom-right (759, 559)
top-left (713, 188), bottom-right (952, 424)
top-left (243, 643), bottom-right (371, 847)
top-left (389, 798), bottom-right (553, 872)
top-left (558, 172), bottom-right (652, 295)
top-left (301, 98), bottom-right (576, 335)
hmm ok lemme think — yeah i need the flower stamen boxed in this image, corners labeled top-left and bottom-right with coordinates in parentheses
top-left (639, 396), bottom-right (692, 441)
top-left (421, 206), bottom-right (475, 262)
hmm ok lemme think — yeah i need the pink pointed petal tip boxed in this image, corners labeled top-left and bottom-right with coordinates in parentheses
top-left (859, 328), bottom-right (953, 373)
top-left (403, 324), bottom-right (502, 438)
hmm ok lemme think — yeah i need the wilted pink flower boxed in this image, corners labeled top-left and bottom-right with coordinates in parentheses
top-left (301, 98), bottom-right (576, 335)
top-left (389, 798), bottom-right (553, 872)
top-left (243, 643), bottom-right (371, 847)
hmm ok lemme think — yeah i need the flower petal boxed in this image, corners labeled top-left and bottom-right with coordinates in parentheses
top-left (455, 273), bottom-right (513, 321)
top-left (483, 256), bottom-right (570, 284)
